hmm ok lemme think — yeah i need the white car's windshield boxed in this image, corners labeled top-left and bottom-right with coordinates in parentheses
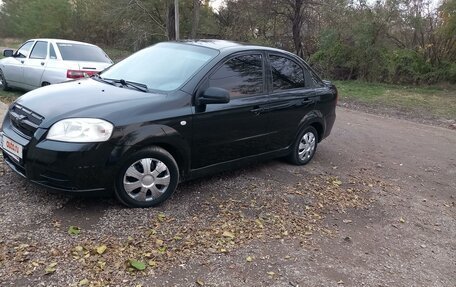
top-left (101, 43), bottom-right (219, 92)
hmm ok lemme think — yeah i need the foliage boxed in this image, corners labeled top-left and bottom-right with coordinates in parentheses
top-left (0, 0), bottom-right (218, 52)
top-left (0, 0), bottom-right (71, 38)
top-left (0, 0), bottom-right (454, 84)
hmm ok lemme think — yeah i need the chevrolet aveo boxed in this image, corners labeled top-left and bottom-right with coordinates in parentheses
top-left (0, 40), bottom-right (337, 208)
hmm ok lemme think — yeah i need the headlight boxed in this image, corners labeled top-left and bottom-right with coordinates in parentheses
top-left (47, 118), bottom-right (113, 142)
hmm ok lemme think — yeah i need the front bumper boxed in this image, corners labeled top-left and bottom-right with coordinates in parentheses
top-left (1, 124), bottom-right (117, 192)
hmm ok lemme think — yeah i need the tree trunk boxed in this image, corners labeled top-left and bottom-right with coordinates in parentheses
top-left (167, 1), bottom-right (176, 40)
top-left (191, 0), bottom-right (200, 39)
top-left (292, 0), bottom-right (304, 58)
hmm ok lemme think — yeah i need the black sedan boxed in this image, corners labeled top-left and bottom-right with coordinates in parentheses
top-left (0, 40), bottom-right (337, 207)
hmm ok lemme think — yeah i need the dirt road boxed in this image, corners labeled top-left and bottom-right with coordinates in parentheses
top-left (0, 107), bottom-right (455, 286)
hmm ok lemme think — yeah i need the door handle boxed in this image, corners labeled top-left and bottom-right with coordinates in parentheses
top-left (301, 99), bottom-right (314, 105)
top-left (41, 62), bottom-right (45, 66)
top-left (250, 106), bottom-right (264, 115)
top-left (21, 60), bottom-right (24, 64)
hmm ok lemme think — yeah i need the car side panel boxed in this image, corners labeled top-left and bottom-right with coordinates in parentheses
top-left (266, 89), bottom-right (318, 150)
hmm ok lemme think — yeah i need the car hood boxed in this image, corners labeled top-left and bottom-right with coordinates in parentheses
top-left (14, 78), bottom-right (166, 128)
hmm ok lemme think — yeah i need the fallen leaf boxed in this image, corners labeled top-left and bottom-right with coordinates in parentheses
top-left (68, 226), bottom-right (81, 236)
top-left (79, 278), bottom-right (89, 286)
top-left (255, 219), bottom-right (264, 229)
top-left (96, 245), bottom-right (107, 255)
top-left (246, 256), bottom-right (253, 262)
top-left (45, 262), bottom-right (57, 274)
top-left (130, 260), bottom-right (146, 271)
top-left (196, 279), bottom-right (205, 286)
top-left (267, 271), bottom-right (275, 276)
top-left (332, 179), bottom-right (342, 186)
top-left (399, 217), bottom-right (405, 223)
top-left (222, 231), bottom-right (235, 239)
top-left (74, 245), bottom-right (84, 252)
top-left (157, 213), bottom-right (166, 222)
top-left (148, 260), bottom-right (157, 267)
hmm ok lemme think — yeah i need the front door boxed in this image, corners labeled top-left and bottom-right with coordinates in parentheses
top-left (192, 53), bottom-right (269, 169)
top-left (1, 41), bottom-right (35, 89)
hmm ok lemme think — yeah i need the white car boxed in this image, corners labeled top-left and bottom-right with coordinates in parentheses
top-left (0, 38), bottom-right (113, 91)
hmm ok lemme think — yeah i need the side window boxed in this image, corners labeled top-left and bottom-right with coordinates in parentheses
top-left (269, 55), bottom-right (306, 91)
top-left (309, 69), bottom-right (324, 87)
top-left (15, 41), bottom-right (35, 58)
top-left (209, 54), bottom-right (263, 98)
top-left (29, 41), bottom-right (48, 59)
top-left (49, 43), bottom-right (57, 59)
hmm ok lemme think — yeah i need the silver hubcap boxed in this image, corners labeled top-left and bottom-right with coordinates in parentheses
top-left (298, 132), bottom-right (316, 161)
top-left (123, 158), bottom-right (170, 202)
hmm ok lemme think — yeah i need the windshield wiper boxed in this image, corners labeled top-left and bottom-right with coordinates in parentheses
top-left (92, 75), bottom-right (148, 92)
top-left (104, 78), bottom-right (149, 92)
top-left (91, 74), bottom-right (116, 86)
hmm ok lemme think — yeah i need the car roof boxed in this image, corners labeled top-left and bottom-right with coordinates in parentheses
top-left (28, 38), bottom-right (98, 47)
top-left (177, 39), bottom-right (297, 57)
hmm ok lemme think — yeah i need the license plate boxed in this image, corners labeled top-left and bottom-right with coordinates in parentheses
top-left (1, 135), bottom-right (23, 161)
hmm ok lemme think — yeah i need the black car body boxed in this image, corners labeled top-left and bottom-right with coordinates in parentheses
top-left (0, 40), bottom-right (337, 207)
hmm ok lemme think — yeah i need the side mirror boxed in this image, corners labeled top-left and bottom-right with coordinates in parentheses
top-left (197, 87), bottom-right (230, 105)
top-left (3, 49), bottom-right (14, 57)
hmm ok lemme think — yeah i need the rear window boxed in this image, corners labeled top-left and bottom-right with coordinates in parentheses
top-left (57, 43), bottom-right (111, 63)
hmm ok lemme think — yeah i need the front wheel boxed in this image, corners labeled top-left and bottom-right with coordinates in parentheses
top-left (0, 69), bottom-right (9, 91)
top-left (288, 126), bottom-right (318, 165)
top-left (114, 146), bottom-right (179, 208)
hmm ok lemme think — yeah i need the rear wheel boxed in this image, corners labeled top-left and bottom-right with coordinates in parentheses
top-left (114, 146), bottom-right (179, 208)
top-left (0, 69), bottom-right (9, 91)
top-left (288, 126), bottom-right (318, 165)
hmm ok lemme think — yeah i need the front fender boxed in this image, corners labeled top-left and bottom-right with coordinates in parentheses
top-left (108, 124), bottom-right (191, 178)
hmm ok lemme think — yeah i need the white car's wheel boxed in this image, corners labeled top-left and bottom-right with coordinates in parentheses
top-left (0, 69), bottom-right (9, 91)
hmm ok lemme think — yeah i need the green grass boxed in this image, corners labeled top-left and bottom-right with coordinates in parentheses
top-left (335, 81), bottom-right (456, 119)
top-left (0, 90), bottom-right (23, 104)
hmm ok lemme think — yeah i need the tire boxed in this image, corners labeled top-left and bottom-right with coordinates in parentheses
top-left (114, 146), bottom-right (179, 208)
top-left (0, 69), bottom-right (9, 91)
top-left (288, 126), bottom-right (318, 165)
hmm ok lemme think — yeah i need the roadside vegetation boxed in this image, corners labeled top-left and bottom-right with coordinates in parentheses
top-left (336, 81), bottom-right (456, 120)
top-left (0, 0), bottom-right (455, 85)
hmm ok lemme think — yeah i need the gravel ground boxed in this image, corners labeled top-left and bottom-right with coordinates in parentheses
top-left (0, 105), bottom-right (455, 287)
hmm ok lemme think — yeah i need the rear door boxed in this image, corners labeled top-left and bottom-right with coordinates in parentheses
top-left (22, 40), bottom-right (49, 89)
top-left (265, 53), bottom-right (318, 150)
top-left (191, 52), bottom-right (270, 169)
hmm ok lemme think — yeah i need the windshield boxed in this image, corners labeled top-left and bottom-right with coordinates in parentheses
top-left (57, 43), bottom-right (111, 63)
top-left (101, 42), bottom-right (219, 92)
